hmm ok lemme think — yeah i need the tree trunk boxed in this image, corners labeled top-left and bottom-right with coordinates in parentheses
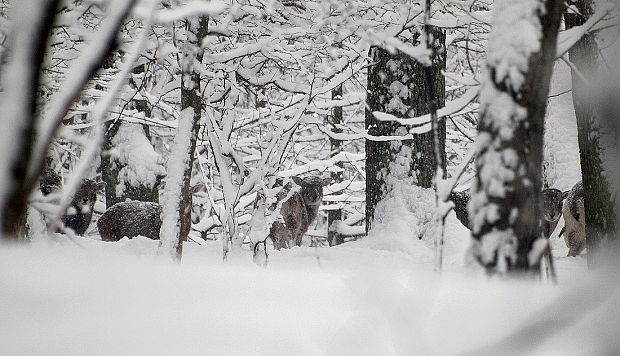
top-left (178, 17), bottom-right (209, 256)
top-left (102, 119), bottom-right (121, 207)
top-left (160, 17), bottom-right (208, 260)
top-left (0, 0), bottom-right (58, 240)
top-left (365, 29), bottom-right (446, 233)
top-left (471, 0), bottom-right (563, 274)
top-left (328, 84), bottom-right (344, 246)
top-left (564, 0), bottom-right (615, 267)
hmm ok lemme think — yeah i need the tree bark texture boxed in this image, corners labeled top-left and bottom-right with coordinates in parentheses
top-left (564, 0), bottom-right (615, 267)
top-left (365, 29), bottom-right (446, 233)
top-left (175, 17), bottom-right (209, 258)
top-left (328, 84), bottom-right (344, 246)
top-left (471, 0), bottom-right (564, 274)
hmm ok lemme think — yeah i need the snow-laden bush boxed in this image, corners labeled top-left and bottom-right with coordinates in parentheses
top-left (110, 122), bottom-right (165, 197)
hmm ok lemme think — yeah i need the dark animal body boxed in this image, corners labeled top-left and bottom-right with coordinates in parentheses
top-left (450, 188), bottom-right (567, 238)
top-left (560, 181), bottom-right (586, 257)
top-left (62, 179), bottom-right (105, 235)
top-left (97, 201), bottom-right (162, 241)
top-left (266, 176), bottom-right (331, 250)
top-left (449, 190), bottom-right (471, 230)
top-left (40, 170), bottom-right (104, 235)
top-left (40, 167), bottom-right (62, 196)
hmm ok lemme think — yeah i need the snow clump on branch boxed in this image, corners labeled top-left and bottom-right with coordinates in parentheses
top-left (110, 122), bottom-right (165, 197)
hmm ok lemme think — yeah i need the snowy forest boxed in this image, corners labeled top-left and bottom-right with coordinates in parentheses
top-left (1, 0), bottom-right (620, 354)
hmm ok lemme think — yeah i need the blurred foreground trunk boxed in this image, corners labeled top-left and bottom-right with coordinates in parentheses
top-left (0, 0), bottom-right (135, 240)
top-left (0, 0), bottom-right (58, 240)
top-left (471, 0), bottom-right (563, 275)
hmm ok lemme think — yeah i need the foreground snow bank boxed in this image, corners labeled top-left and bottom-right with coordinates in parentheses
top-left (1, 236), bottom-right (616, 355)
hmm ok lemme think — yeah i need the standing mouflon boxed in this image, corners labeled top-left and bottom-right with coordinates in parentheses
top-left (560, 181), bottom-right (586, 257)
top-left (265, 176), bottom-right (331, 250)
top-left (541, 188), bottom-right (569, 238)
top-left (40, 170), bottom-right (105, 235)
top-left (61, 179), bottom-right (105, 235)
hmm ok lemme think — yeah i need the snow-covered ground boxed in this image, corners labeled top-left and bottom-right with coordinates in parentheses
top-left (3, 210), bottom-right (615, 356)
top-left (2, 44), bottom-right (615, 356)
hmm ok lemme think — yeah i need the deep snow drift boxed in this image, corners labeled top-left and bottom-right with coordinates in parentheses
top-left (2, 211), bottom-right (617, 356)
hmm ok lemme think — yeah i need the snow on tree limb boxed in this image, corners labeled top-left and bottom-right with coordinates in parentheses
top-left (364, 30), bottom-right (432, 66)
top-left (372, 87), bottom-right (478, 127)
top-left (556, 3), bottom-right (613, 58)
top-left (148, 0), bottom-right (228, 23)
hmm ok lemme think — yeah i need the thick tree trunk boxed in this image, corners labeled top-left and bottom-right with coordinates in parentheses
top-left (365, 29), bottom-right (446, 233)
top-left (564, 0), bottom-right (615, 267)
top-left (328, 84), bottom-right (344, 246)
top-left (471, 0), bottom-right (563, 274)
